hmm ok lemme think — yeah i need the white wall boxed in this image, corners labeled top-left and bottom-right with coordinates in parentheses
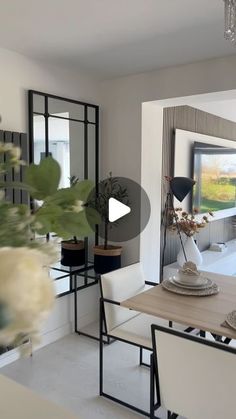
top-left (194, 98), bottom-right (236, 123)
top-left (100, 55), bottom-right (236, 278)
top-left (0, 47), bottom-right (101, 359)
top-left (0, 47), bottom-right (100, 132)
top-left (101, 54), bottom-right (236, 178)
top-left (141, 102), bottom-right (163, 281)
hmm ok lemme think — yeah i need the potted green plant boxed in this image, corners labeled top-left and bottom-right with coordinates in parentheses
top-left (61, 176), bottom-right (85, 266)
top-left (89, 173), bottom-right (129, 274)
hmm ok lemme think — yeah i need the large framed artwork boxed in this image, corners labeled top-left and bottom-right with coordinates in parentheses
top-left (174, 129), bottom-right (236, 221)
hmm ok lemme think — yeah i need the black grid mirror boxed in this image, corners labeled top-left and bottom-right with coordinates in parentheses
top-left (28, 90), bottom-right (99, 297)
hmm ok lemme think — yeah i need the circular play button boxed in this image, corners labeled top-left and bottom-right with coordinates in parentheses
top-left (86, 176), bottom-right (151, 243)
top-left (108, 198), bottom-right (131, 222)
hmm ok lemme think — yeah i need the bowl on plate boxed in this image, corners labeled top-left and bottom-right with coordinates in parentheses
top-left (177, 261), bottom-right (202, 285)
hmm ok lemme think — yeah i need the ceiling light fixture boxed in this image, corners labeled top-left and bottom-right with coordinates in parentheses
top-left (224, 0), bottom-right (236, 44)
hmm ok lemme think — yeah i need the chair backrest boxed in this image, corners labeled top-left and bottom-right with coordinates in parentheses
top-left (151, 324), bottom-right (236, 419)
top-left (101, 263), bottom-right (146, 332)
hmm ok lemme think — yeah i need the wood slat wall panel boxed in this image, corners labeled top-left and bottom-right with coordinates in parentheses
top-left (162, 105), bottom-right (236, 265)
top-left (0, 129), bottom-right (29, 205)
top-left (173, 105), bottom-right (197, 135)
top-left (162, 107), bottom-right (175, 264)
top-left (4, 131), bottom-right (14, 203)
top-left (195, 109), bottom-right (236, 139)
top-left (0, 131), bottom-right (4, 187)
top-left (12, 132), bottom-right (21, 204)
top-left (20, 133), bottom-right (29, 205)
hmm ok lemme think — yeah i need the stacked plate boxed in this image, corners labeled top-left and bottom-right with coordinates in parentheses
top-left (169, 275), bottom-right (213, 290)
top-left (162, 274), bottom-right (219, 297)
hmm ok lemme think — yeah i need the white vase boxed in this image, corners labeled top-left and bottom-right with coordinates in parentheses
top-left (177, 236), bottom-right (203, 268)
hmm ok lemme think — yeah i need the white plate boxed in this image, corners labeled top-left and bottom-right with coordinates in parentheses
top-left (172, 276), bottom-right (213, 289)
top-left (170, 276), bottom-right (213, 290)
top-left (173, 274), bottom-right (210, 287)
top-left (162, 279), bottom-right (219, 297)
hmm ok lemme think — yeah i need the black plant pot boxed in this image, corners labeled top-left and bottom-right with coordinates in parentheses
top-left (93, 245), bottom-right (122, 274)
top-left (61, 240), bottom-right (85, 267)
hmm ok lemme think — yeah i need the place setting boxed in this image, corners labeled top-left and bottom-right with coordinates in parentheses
top-left (222, 311), bottom-right (236, 331)
top-left (162, 261), bottom-right (219, 297)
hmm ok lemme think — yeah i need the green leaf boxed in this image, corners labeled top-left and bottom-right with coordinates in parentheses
top-left (85, 207), bottom-right (101, 226)
top-left (34, 204), bottom-right (64, 234)
top-left (45, 188), bottom-right (77, 207)
top-left (58, 210), bottom-right (94, 238)
top-left (24, 157), bottom-right (61, 200)
top-left (35, 204), bottom-right (64, 219)
top-left (73, 180), bottom-right (95, 201)
top-left (34, 216), bottom-right (52, 235)
top-left (51, 220), bottom-right (72, 240)
top-left (0, 181), bottom-right (35, 193)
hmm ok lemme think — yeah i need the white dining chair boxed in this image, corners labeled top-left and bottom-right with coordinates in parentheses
top-left (99, 262), bottom-right (190, 416)
top-left (151, 324), bottom-right (236, 419)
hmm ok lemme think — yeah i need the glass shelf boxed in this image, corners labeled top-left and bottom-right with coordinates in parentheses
top-left (49, 262), bottom-right (98, 297)
top-left (50, 260), bottom-right (94, 273)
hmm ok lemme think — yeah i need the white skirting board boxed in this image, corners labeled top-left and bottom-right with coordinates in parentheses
top-left (0, 322), bottom-right (72, 369)
top-left (0, 284), bottom-right (100, 368)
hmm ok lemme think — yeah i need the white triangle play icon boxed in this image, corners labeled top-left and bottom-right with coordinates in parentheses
top-left (108, 198), bottom-right (131, 222)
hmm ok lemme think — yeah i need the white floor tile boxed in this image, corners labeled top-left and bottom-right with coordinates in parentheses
top-left (1, 333), bottom-right (173, 418)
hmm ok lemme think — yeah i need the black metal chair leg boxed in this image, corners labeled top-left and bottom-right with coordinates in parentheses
top-left (168, 413), bottom-right (178, 419)
top-left (99, 300), bottom-right (103, 396)
top-left (99, 298), bottom-right (150, 416)
top-left (139, 346), bottom-right (151, 367)
top-left (139, 347), bottom-right (143, 365)
top-left (150, 354), bottom-right (155, 419)
top-left (212, 334), bottom-right (223, 342)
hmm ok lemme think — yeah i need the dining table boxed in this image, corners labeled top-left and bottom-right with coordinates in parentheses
top-left (120, 271), bottom-right (236, 341)
top-left (0, 374), bottom-right (80, 419)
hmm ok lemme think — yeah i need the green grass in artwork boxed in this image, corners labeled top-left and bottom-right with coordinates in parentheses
top-left (195, 176), bottom-right (236, 212)
top-left (200, 198), bottom-right (235, 212)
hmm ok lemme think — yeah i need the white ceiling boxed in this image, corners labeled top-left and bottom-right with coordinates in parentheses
top-left (0, 0), bottom-right (235, 79)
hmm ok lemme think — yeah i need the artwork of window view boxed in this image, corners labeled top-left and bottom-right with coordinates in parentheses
top-left (193, 142), bottom-right (236, 213)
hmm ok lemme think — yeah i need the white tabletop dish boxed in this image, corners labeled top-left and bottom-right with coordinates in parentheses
top-left (170, 276), bottom-right (213, 290)
top-left (162, 279), bottom-right (219, 297)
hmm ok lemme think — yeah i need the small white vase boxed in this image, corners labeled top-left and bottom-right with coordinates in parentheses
top-left (177, 236), bottom-right (203, 268)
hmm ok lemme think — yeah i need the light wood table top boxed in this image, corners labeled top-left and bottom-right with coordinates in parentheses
top-left (0, 374), bottom-right (80, 419)
top-left (121, 272), bottom-right (236, 340)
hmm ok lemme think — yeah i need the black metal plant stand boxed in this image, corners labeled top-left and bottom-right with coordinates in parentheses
top-left (50, 261), bottom-right (100, 341)
top-left (73, 265), bottom-right (101, 341)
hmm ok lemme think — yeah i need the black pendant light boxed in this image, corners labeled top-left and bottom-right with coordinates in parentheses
top-left (170, 177), bottom-right (195, 202)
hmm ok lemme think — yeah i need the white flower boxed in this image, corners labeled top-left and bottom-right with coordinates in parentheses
top-left (0, 143), bottom-right (25, 171)
top-left (8, 207), bottom-right (18, 217)
top-left (71, 200), bottom-right (84, 213)
top-left (9, 146), bottom-right (21, 160)
top-left (0, 247), bottom-right (55, 348)
top-left (2, 143), bottom-right (13, 152)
